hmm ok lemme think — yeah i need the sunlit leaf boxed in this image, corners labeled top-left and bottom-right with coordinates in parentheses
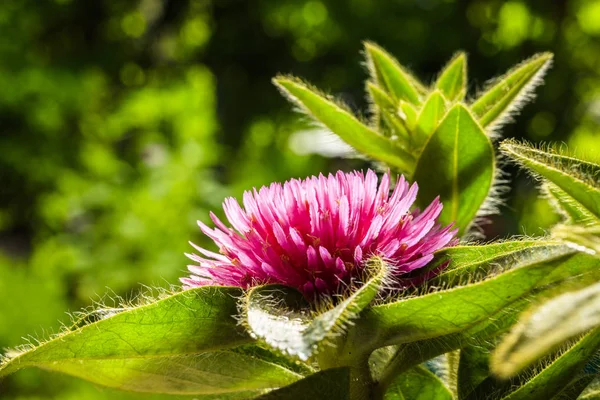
top-left (364, 42), bottom-right (426, 105)
top-left (501, 141), bottom-right (600, 220)
top-left (499, 329), bottom-right (600, 400)
top-left (399, 101), bottom-right (418, 131)
top-left (414, 90), bottom-right (447, 150)
top-left (381, 109), bottom-right (411, 145)
top-left (355, 244), bottom-right (581, 351)
top-left (256, 368), bottom-right (350, 400)
top-left (0, 287), bottom-right (305, 394)
top-left (243, 257), bottom-right (387, 361)
top-left (376, 297), bottom-right (532, 383)
top-left (37, 350), bottom-right (301, 395)
top-left (383, 365), bottom-right (453, 400)
top-left (493, 280), bottom-right (600, 377)
top-left (553, 224), bottom-right (600, 255)
top-left (545, 183), bottom-right (600, 225)
top-left (431, 240), bottom-right (563, 287)
top-left (367, 82), bottom-right (399, 136)
top-left (435, 52), bottom-right (467, 102)
top-left (368, 82), bottom-right (410, 142)
top-left (471, 53), bottom-right (553, 131)
top-left (579, 377), bottom-right (600, 399)
top-left (414, 104), bottom-right (494, 235)
top-left (367, 81), bottom-right (397, 113)
top-left (275, 77), bottom-right (415, 173)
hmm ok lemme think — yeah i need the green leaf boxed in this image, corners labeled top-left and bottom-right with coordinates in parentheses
top-left (501, 142), bottom-right (600, 220)
top-left (545, 183), bottom-right (600, 225)
top-left (492, 280), bottom-right (600, 378)
top-left (256, 367), bottom-right (350, 400)
top-left (243, 257), bottom-right (387, 361)
top-left (0, 287), bottom-right (306, 394)
top-left (367, 82), bottom-right (402, 137)
top-left (435, 52), bottom-right (467, 102)
top-left (1, 287), bottom-right (248, 375)
top-left (375, 247), bottom-right (600, 386)
top-left (368, 81), bottom-right (397, 113)
top-left (381, 109), bottom-right (411, 145)
top-left (357, 244), bottom-right (579, 350)
top-left (399, 101), bottom-right (418, 132)
top-left (445, 350), bottom-right (461, 397)
top-left (431, 240), bottom-right (563, 287)
top-left (414, 90), bottom-right (447, 150)
top-left (364, 42), bottom-right (425, 105)
top-left (383, 366), bottom-right (453, 400)
top-left (552, 375), bottom-right (597, 400)
top-left (414, 104), bottom-right (495, 235)
top-left (500, 329), bottom-right (600, 400)
top-left (38, 350), bottom-right (301, 395)
top-left (471, 53), bottom-right (553, 130)
top-left (367, 83), bottom-right (410, 142)
top-left (553, 224), bottom-right (600, 255)
top-left (579, 377), bottom-right (600, 399)
top-left (376, 297), bottom-right (533, 387)
top-left (274, 77), bottom-right (415, 173)
top-left (458, 345), bottom-right (493, 400)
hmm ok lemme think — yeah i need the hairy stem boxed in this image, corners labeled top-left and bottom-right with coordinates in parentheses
top-left (317, 341), bottom-right (375, 400)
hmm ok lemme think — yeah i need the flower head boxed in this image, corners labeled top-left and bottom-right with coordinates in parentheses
top-left (182, 170), bottom-right (457, 297)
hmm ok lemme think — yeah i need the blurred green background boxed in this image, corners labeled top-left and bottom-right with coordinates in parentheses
top-left (1, 0), bottom-right (600, 398)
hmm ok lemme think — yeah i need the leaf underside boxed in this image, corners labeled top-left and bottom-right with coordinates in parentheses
top-left (0, 287), bottom-right (303, 395)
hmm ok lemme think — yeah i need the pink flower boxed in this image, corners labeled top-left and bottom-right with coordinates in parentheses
top-left (182, 170), bottom-right (457, 297)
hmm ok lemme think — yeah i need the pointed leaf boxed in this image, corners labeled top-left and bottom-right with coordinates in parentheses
top-left (365, 42), bottom-right (425, 105)
top-left (431, 240), bottom-right (563, 287)
top-left (435, 52), bottom-right (467, 102)
top-left (579, 377), bottom-right (600, 399)
top-left (243, 257), bottom-right (387, 360)
top-left (37, 350), bottom-right (301, 395)
top-left (414, 90), bottom-right (447, 150)
top-left (377, 297), bottom-right (533, 384)
top-left (553, 224), bottom-right (600, 255)
top-left (501, 142), bottom-right (600, 220)
top-left (384, 366), bottom-right (453, 400)
top-left (493, 279), bottom-right (600, 377)
top-left (545, 183), bottom-right (600, 225)
top-left (382, 264), bottom-right (600, 395)
top-left (445, 350), bottom-right (461, 398)
top-left (368, 82), bottom-right (410, 142)
top-left (368, 81), bottom-right (397, 113)
top-left (381, 109), bottom-right (411, 144)
top-left (0, 287), bottom-right (305, 394)
top-left (399, 101), bottom-right (418, 131)
top-left (275, 77), bottom-right (415, 172)
top-left (367, 82), bottom-right (412, 143)
top-left (414, 104), bottom-right (494, 235)
top-left (357, 245), bottom-right (579, 350)
top-left (256, 368), bottom-right (350, 400)
top-left (0, 287), bottom-right (248, 376)
top-left (471, 53), bottom-right (553, 130)
top-left (500, 329), bottom-right (600, 400)
top-left (367, 82), bottom-right (399, 136)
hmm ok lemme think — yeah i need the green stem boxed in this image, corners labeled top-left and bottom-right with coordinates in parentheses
top-left (374, 344), bottom-right (421, 395)
top-left (316, 342), bottom-right (375, 400)
top-left (348, 361), bottom-right (375, 400)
